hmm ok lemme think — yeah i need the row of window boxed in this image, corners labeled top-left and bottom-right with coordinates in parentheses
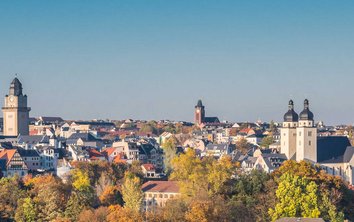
top-left (146, 193), bottom-right (176, 199)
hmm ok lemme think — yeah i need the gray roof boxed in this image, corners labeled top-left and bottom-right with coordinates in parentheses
top-left (317, 136), bottom-right (351, 162)
top-left (206, 143), bottom-right (229, 151)
top-left (18, 135), bottom-right (49, 144)
top-left (261, 153), bottom-right (287, 170)
top-left (204, 117), bottom-right (220, 123)
top-left (343, 146), bottom-right (354, 162)
top-left (17, 148), bottom-right (40, 157)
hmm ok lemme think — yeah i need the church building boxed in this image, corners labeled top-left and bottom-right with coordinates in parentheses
top-left (280, 99), bottom-right (354, 185)
top-left (2, 78), bottom-right (31, 136)
top-left (194, 100), bottom-right (220, 126)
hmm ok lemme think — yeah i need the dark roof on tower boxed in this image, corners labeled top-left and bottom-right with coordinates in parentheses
top-left (9, 77), bottom-right (23, 96)
top-left (196, 99), bottom-right (204, 108)
top-left (284, 100), bottom-right (299, 122)
top-left (299, 99), bottom-right (314, 121)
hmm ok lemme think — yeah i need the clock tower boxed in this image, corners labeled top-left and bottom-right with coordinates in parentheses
top-left (2, 78), bottom-right (31, 136)
top-left (194, 99), bottom-right (205, 125)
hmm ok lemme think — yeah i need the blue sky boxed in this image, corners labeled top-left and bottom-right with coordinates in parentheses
top-left (0, 1), bottom-right (354, 124)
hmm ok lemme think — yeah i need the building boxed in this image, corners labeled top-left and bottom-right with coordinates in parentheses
top-left (194, 100), bottom-right (220, 126)
top-left (279, 99), bottom-right (354, 185)
top-left (2, 78), bottom-right (31, 136)
top-left (142, 181), bottom-right (180, 211)
top-left (0, 149), bottom-right (28, 177)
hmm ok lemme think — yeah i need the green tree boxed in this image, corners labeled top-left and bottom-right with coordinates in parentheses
top-left (15, 197), bottom-right (36, 222)
top-left (260, 136), bottom-right (274, 148)
top-left (162, 136), bottom-right (178, 175)
top-left (236, 138), bottom-right (252, 155)
top-left (121, 172), bottom-right (143, 212)
top-left (269, 173), bottom-right (320, 221)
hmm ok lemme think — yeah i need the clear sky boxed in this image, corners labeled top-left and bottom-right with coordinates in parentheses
top-left (0, 1), bottom-right (354, 124)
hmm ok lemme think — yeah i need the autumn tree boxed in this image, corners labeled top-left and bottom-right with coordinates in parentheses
top-left (162, 136), bottom-right (178, 174)
top-left (121, 172), bottom-right (143, 212)
top-left (14, 197), bottom-right (36, 222)
top-left (107, 205), bottom-right (144, 222)
top-left (0, 176), bottom-right (25, 221)
top-left (235, 138), bottom-right (252, 155)
top-left (260, 136), bottom-right (274, 148)
top-left (269, 173), bottom-right (321, 221)
top-left (78, 207), bottom-right (108, 222)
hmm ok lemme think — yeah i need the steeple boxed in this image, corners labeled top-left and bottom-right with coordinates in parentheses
top-left (299, 99), bottom-right (314, 121)
top-left (9, 77), bottom-right (23, 96)
top-left (196, 99), bottom-right (204, 108)
top-left (283, 100), bottom-right (299, 122)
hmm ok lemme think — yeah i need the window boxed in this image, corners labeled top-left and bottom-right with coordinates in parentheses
top-left (159, 194), bottom-right (163, 198)
top-left (299, 132), bottom-right (302, 136)
top-left (148, 193), bottom-right (152, 198)
top-left (309, 141), bottom-right (312, 146)
top-left (299, 141), bottom-right (301, 146)
top-left (308, 131), bottom-right (312, 137)
top-left (164, 194), bottom-right (168, 198)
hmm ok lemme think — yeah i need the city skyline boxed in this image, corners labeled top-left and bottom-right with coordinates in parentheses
top-left (1, 1), bottom-right (354, 124)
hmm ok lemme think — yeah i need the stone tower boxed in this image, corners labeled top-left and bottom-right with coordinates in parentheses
top-left (296, 99), bottom-right (317, 162)
top-left (194, 99), bottom-right (205, 125)
top-left (2, 78), bottom-right (31, 136)
top-left (280, 100), bottom-right (299, 160)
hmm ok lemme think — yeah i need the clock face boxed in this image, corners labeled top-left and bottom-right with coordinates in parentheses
top-left (9, 96), bottom-right (14, 102)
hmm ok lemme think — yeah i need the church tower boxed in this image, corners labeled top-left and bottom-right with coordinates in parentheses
top-left (280, 100), bottom-right (298, 160)
top-left (194, 99), bottom-right (205, 125)
top-left (2, 78), bottom-right (31, 136)
top-left (296, 99), bottom-right (317, 162)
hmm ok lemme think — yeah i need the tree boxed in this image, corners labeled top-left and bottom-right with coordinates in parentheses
top-left (107, 205), bottom-right (143, 222)
top-left (15, 197), bottom-right (36, 222)
top-left (0, 176), bottom-right (25, 221)
top-left (269, 173), bottom-right (321, 221)
top-left (78, 207), bottom-right (108, 222)
top-left (170, 149), bottom-right (208, 198)
top-left (121, 172), bottom-right (143, 212)
top-left (207, 155), bottom-right (235, 196)
top-left (236, 138), bottom-right (252, 155)
top-left (260, 136), bottom-right (274, 148)
top-left (162, 137), bottom-right (178, 174)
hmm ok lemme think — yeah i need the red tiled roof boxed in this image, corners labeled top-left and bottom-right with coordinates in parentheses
top-left (0, 149), bottom-right (17, 165)
top-left (142, 181), bottom-right (179, 193)
top-left (142, 163), bottom-right (155, 171)
top-left (102, 147), bottom-right (117, 156)
top-left (113, 153), bottom-right (127, 164)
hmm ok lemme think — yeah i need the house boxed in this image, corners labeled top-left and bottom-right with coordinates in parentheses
top-left (254, 153), bottom-right (287, 173)
top-left (112, 141), bottom-right (139, 161)
top-left (139, 143), bottom-right (163, 169)
top-left (158, 132), bottom-right (172, 145)
top-left (17, 135), bottom-right (50, 149)
top-left (87, 148), bottom-right (106, 161)
top-left (141, 164), bottom-right (159, 178)
top-left (0, 149), bottom-right (28, 177)
top-left (66, 132), bottom-right (104, 148)
top-left (202, 143), bottom-right (233, 158)
top-left (102, 147), bottom-right (122, 162)
top-left (17, 149), bottom-right (41, 171)
top-left (241, 156), bottom-right (258, 172)
top-left (142, 181), bottom-right (180, 211)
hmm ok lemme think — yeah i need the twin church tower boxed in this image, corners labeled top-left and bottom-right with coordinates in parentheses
top-left (2, 78), bottom-right (31, 136)
top-left (281, 99), bottom-right (317, 162)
